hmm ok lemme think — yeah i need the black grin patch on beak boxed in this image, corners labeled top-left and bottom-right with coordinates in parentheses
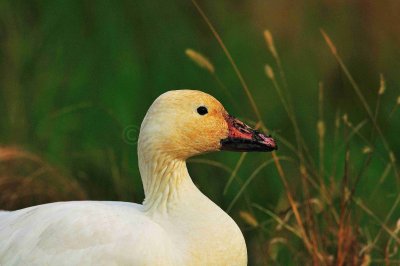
top-left (220, 137), bottom-right (277, 152)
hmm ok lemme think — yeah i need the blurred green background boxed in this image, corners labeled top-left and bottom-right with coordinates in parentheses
top-left (1, 1), bottom-right (399, 264)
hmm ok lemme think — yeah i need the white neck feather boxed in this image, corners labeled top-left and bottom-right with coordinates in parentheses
top-left (138, 136), bottom-right (201, 213)
top-left (141, 154), bottom-right (188, 210)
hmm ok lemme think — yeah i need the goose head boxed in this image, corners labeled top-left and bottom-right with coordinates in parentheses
top-left (138, 90), bottom-right (277, 160)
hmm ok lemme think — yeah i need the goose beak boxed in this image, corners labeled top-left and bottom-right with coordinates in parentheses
top-left (220, 114), bottom-right (277, 152)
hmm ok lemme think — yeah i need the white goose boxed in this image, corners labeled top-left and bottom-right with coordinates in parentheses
top-left (0, 90), bottom-right (277, 265)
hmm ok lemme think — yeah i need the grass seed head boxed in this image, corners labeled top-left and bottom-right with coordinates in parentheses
top-left (239, 211), bottom-right (259, 227)
top-left (309, 198), bottom-right (324, 213)
top-left (265, 64), bottom-right (275, 79)
top-left (317, 120), bottom-right (325, 138)
top-left (389, 152), bottom-right (396, 163)
top-left (361, 254), bottom-right (371, 266)
top-left (344, 186), bottom-right (351, 202)
top-left (342, 113), bottom-right (352, 127)
top-left (362, 146), bottom-right (372, 154)
top-left (397, 96), bottom-right (400, 105)
top-left (321, 29), bottom-right (337, 55)
top-left (378, 74), bottom-right (385, 95)
top-left (263, 30), bottom-right (278, 58)
top-left (396, 218), bottom-right (400, 233)
top-left (185, 49), bottom-right (215, 74)
top-left (300, 164), bottom-right (307, 176)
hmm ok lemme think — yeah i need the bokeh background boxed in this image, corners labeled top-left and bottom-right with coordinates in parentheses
top-left (1, 1), bottom-right (399, 265)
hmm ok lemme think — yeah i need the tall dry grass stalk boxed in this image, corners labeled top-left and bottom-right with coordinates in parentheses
top-left (191, 0), bottom-right (263, 124)
top-left (191, 1), bottom-right (320, 261)
top-left (188, 2), bottom-right (400, 265)
top-left (264, 30), bottom-right (288, 90)
top-left (190, 1), bottom-right (324, 263)
top-left (321, 30), bottom-right (398, 179)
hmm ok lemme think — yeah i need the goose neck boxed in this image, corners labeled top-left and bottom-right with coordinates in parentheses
top-left (139, 148), bottom-right (195, 212)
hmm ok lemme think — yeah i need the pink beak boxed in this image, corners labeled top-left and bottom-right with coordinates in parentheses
top-left (220, 114), bottom-right (277, 152)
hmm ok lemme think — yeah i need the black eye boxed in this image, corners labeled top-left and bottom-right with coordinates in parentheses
top-left (197, 106), bottom-right (208, 115)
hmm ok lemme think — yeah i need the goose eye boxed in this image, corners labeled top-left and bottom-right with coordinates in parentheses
top-left (197, 106), bottom-right (208, 115)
